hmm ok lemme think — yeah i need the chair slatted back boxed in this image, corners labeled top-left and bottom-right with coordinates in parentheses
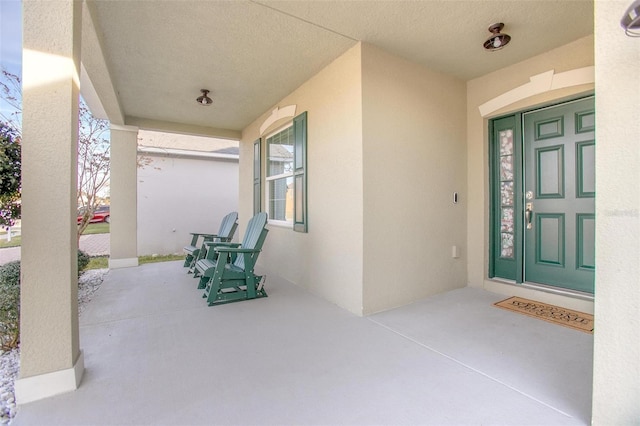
top-left (217, 212), bottom-right (238, 241)
top-left (234, 212), bottom-right (268, 270)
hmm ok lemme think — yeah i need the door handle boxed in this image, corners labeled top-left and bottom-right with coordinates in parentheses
top-left (525, 203), bottom-right (533, 229)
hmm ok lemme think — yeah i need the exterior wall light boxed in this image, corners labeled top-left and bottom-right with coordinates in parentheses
top-left (483, 23), bottom-right (511, 51)
top-left (196, 89), bottom-right (213, 106)
top-left (621, 0), bottom-right (640, 37)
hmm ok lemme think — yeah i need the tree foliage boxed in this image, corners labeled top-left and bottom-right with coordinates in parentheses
top-left (0, 69), bottom-right (22, 136)
top-left (0, 123), bottom-right (21, 228)
top-left (76, 101), bottom-right (110, 239)
top-left (1, 67), bottom-right (111, 239)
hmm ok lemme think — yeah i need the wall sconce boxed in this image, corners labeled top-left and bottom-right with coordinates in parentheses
top-left (196, 89), bottom-right (213, 106)
top-left (621, 0), bottom-right (640, 37)
top-left (483, 23), bottom-right (511, 51)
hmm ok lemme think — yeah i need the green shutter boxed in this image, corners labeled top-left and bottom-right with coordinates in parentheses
top-left (293, 112), bottom-right (307, 232)
top-left (253, 139), bottom-right (261, 215)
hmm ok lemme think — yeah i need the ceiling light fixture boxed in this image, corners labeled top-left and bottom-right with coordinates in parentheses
top-left (621, 0), bottom-right (640, 37)
top-left (483, 23), bottom-right (511, 51)
top-left (196, 89), bottom-right (213, 106)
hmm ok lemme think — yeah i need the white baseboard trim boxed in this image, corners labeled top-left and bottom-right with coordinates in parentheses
top-left (15, 350), bottom-right (84, 405)
top-left (109, 257), bottom-right (139, 269)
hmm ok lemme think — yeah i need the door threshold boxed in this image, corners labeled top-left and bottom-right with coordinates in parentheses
top-left (488, 278), bottom-right (594, 301)
top-left (521, 281), bottom-right (594, 301)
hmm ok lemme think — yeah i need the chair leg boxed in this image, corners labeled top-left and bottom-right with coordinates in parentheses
top-left (204, 270), bottom-right (224, 304)
top-left (186, 249), bottom-right (201, 273)
top-left (197, 274), bottom-right (209, 290)
top-left (244, 274), bottom-right (257, 299)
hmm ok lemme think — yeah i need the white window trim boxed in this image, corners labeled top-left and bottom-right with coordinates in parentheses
top-left (265, 176), bottom-right (294, 227)
top-left (259, 105), bottom-right (297, 136)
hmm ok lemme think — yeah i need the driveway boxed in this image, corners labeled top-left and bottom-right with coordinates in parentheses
top-left (0, 233), bottom-right (110, 265)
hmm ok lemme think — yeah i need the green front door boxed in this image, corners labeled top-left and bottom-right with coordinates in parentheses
top-left (523, 97), bottom-right (595, 293)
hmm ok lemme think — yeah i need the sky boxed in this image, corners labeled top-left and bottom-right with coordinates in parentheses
top-left (0, 0), bottom-right (21, 75)
top-left (0, 0), bottom-right (22, 121)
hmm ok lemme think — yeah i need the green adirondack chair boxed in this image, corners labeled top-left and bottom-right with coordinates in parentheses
top-left (194, 212), bottom-right (269, 306)
top-left (183, 211), bottom-right (238, 271)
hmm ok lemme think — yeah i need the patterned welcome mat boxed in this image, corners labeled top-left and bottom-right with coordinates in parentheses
top-left (494, 296), bottom-right (594, 333)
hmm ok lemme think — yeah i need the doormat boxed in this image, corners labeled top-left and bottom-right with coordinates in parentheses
top-left (494, 296), bottom-right (594, 333)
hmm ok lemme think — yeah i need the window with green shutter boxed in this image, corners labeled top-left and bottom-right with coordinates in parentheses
top-left (263, 112), bottom-right (307, 232)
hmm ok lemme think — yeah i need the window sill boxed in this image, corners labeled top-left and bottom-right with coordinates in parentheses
top-left (267, 220), bottom-right (293, 229)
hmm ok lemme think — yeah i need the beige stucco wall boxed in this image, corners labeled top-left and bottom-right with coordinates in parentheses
top-left (466, 35), bottom-right (596, 312)
top-left (137, 153), bottom-right (238, 255)
top-left (240, 43), bottom-right (364, 315)
top-left (361, 44), bottom-right (467, 314)
top-left (592, 1), bottom-right (640, 422)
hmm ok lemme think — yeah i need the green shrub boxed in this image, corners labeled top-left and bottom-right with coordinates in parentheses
top-left (77, 250), bottom-right (90, 275)
top-left (0, 260), bottom-right (20, 350)
top-left (0, 260), bottom-right (20, 287)
top-left (0, 251), bottom-right (91, 350)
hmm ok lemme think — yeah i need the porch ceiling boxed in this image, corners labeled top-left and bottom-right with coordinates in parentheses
top-left (84, 0), bottom-right (593, 137)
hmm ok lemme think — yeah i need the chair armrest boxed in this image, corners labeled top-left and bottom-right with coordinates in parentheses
top-left (214, 247), bottom-right (261, 254)
top-left (190, 233), bottom-right (218, 247)
top-left (202, 241), bottom-right (240, 260)
top-left (204, 241), bottom-right (240, 248)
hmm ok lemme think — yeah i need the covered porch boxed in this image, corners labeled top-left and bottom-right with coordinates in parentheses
top-left (16, 1), bottom-right (638, 424)
top-left (15, 261), bottom-right (592, 425)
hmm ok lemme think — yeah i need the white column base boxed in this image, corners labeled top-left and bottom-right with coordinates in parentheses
top-left (109, 257), bottom-right (139, 269)
top-left (15, 350), bottom-right (84, 405)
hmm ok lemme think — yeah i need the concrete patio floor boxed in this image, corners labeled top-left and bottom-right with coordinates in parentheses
top-left (14, 261), bottom-right (593, 425)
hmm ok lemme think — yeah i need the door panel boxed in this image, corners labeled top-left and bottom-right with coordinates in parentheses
top-left (577, 213), bottom-right (596, 270)
top-left (536, 213), bottom-right (564, 266)
top-left (536, 145), bottom-right (564, 198)
top-left (577, 141), bottom-right (595, 197)
top-left (524, 97), bottom-right (595, 293)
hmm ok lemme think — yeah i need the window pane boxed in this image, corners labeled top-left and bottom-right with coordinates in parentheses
top-left (500, 181), bottom-right (514, 206)
top-left (267, 126), bottom-right (294, 177)
top-left (500, 155), bottom-right (513, 181)
top-left (268, 177), bottom-right (293, 221)
top-left (499, 129), bottom-right (513, 155)
top-left (501, 207), bottom-right (514, 233)
top-left (500, 233), bottom-right (514, 258)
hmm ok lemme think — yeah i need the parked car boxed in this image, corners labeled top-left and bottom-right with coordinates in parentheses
top-left (77, 205), bottom-right (110, 224)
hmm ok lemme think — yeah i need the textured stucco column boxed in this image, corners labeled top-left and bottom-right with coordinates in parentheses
top-left (15, 0), bottom-right (84, 404)
top-left (592, 1), bottom-right (640, 423)
top-left (109, 125), bottom-right (139, 268)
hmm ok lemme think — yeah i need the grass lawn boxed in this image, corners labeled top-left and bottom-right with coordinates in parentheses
top-left (138, 254), bottom-right (185, 265)
top-left (0, 235), bottom-right (21, 249)
top-left (86, 256), bottom-right (109, 270)
top-left (0, 223), bottom-right (110, 249)
top-left (85, 254), bottom-right (185, 270)
top-left (82, 223), bottom-right (110, 235)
